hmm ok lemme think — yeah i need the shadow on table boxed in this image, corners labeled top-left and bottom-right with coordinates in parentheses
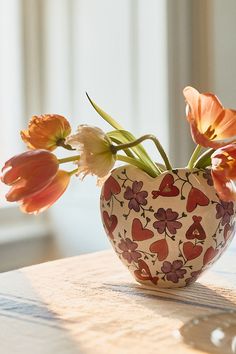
top-left (103, 280), bottom-right (236, 314)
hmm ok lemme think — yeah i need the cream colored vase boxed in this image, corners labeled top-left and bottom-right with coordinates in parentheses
top-left (100, 165), bottom-right (236, 288)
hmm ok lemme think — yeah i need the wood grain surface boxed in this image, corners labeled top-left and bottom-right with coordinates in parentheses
top-left (0, 242), bottom-right (235, 354)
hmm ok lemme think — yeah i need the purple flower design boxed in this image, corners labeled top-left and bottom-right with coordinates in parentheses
top-left (216, 200), bottom-right (234, 226)
top-left (153, 208), bottom-right (182, 234)
top-left (124, 181), bottom-right (148, 212)
top-left (185, 270), bottom-right (202, 286)
top-left (161, 260), bottom-right (187, 283)
top-left (202, 170), bottom-right (213, 186)
top-left (118, 238), bottom-right (142, 264)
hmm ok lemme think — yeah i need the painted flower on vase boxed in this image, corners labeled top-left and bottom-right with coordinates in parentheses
top-left (161, 260), bottom-right (187, 283)
top-left (124, 181), bottom-right (148, 212)
top-left (153, 208), bottom-right (182, 235)
top-left (118, 238), bottom-right (142, 263)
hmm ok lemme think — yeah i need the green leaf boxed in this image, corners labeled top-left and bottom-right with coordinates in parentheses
top-left (194, 148), bottom-right (214, 169)
top-left (86, 93), bottom-right (123, 130)
top-left (86, 93), bottom-right (160, 176)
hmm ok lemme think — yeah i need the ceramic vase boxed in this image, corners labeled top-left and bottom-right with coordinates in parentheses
top-left (100, 165), bottom-right (236, 288)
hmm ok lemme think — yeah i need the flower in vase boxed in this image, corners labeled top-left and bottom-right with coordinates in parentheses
top-left (1, 150), bottom-right (58, 202)
top-left (21, 114), bottom-right (71, 151)
top-left (211, 144), bottom-right (236, 201)
top-left (21, 170), bottom-right (70, 214)
top-left (66, 125), bottom-right (116, 180)
top-left (183, 86), bottom-right (236, 148)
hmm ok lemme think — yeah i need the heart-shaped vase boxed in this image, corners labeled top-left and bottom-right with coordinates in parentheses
top-left (100, 165), bottom-right (236, 288)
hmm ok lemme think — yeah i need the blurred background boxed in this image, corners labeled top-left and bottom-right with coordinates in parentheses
top-left (0, 0), bottom-right (236, 271)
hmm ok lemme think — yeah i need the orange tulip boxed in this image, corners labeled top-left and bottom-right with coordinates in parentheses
top-left (211, 144), bottom-right (236, 201)
top-left (183, 86), bottom-right (236, 148)
top-left (21, 114), bottom-right (71, 151)
top-left (21, 170), bottom-right (70, 214)
top-left (1, 150), bottom-right (58, 201)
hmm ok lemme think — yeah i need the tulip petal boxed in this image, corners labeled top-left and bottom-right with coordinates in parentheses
top-left (211, 170), bottom-right (236, 201)
top-left (1, 150), bottom-right (58, 201)
top-left (184, 86), bottom-right (236, 148)
top-left (21, 170), bottom-right (70, 214)
top-left (211, 144), bottom-right (236, 201)
top-left (21, 114), bottom-right (71, 150)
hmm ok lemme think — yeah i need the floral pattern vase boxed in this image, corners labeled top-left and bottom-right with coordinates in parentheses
top-left (100, 165), bottom-right (236, 288)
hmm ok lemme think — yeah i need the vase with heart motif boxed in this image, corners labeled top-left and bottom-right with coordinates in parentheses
top-left (100, 165), bottom-right (236, 288)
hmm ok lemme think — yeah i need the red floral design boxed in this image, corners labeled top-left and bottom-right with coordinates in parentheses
top-left (186, 216), bottom-right (206, 240)
top-left (131, 218), bottom-right (154, 241)
top-left (153, 208), bottom-right (182, 234)
top-left (186, 187), bottom-right (210, 212)
top-left (216, 200), bottom-right (234, 226)
top-left (161, 260), bottom-right (187, 283)
top-left (102, 211), bottom-right (118, 239)
top-left (224, 223), bottom-right (232, 242)
top-left (183, 242), bottom-right (203, 261)
top-left (152, 174), bottom-right (179, 199)
top-left (103, 175), bottom-right (121, 201)
top-left (118, 238), bottom-right (141, 263)
top-left (124, 181), bottom-right (148, 212)
top-left (134, 260), bottom-right (159, 285)
top-left (149, 239), bottom-right (169, 261)
top-left (203, 246), bottom-right (219, 266)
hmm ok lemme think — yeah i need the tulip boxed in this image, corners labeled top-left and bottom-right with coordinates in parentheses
top-left (183, 86), bottom-right (236, 148)
top-left (1, 150), bottom-right (58, 201)
top-left (66, 125), bottom-right (116, 179)
top-left (21, 170), bottom-right (70, 214)
top-left (21, 114), bottom-right (71, 151)
top-left (211, 144), bottom-right (236, 201)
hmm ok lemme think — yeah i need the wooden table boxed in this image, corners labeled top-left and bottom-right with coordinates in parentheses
top-left (0, 243), bottom-right (235, 354)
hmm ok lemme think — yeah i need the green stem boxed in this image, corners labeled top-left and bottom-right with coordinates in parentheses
top-left (56, 139), bottom-right (76, 151)
top-left (116, 155), bottom-right (157, 177)
top-left (194, 148), bottom-right (214, 169)
top-left (58, 155), bottom-right (80, 164)
top-left (68, 168), bottom-right (78, 176)
top-left (187, 144), bottom-right (202, 169)
top-left (149, 136), bottom-right (172, 171)
top-left (109, 136), bottom-right (135, 158)
top-left (113, 134), bottom-right (172, 171)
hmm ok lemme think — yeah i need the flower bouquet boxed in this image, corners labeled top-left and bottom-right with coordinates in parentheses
top-left (1, 87), bottom-right (236, 288)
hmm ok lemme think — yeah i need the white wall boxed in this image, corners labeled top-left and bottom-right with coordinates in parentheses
top-left (43, 0), bottom-right (170, 256)
top-left (209, 0), bottom-right (236, 107)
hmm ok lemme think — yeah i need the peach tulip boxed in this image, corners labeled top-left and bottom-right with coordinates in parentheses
top-left (21, 114), bottom-right (71, 151)
top-left (21, 170), bottom-right (70, 214)
top-left (211, 144), bottom-right (236, 201)
top-left (1, 150), bottom-right (58, 201)
top-left (183, 86), bottom-right (236, 148)
top-left (66, 125), bottom-right (116, 179)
